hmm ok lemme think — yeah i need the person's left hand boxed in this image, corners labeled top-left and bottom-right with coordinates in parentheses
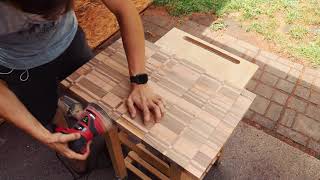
top-left (126, 84), bottom-right (165, 125)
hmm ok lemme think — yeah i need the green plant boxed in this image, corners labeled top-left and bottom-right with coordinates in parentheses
top-left (286, 11), bottom-right (300, 24)
top-left (246, 19), bottom-right (278, 39)
top-left (154, 0), bottom-right (214, 16)
top-left (289, 26), bottom-right (309, 40)
top-left (295, 43), bottom-right (320, 64)
top-left (211, 22), bottom-right (227, 31)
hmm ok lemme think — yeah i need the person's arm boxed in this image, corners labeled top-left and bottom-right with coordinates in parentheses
top-left (0, 80), bottom-right (90, 160)
top-left (102, 0), bottom-right (165, 125)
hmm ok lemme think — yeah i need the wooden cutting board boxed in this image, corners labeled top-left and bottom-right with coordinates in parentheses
top-left (61, 28), bottom-right (258, 179)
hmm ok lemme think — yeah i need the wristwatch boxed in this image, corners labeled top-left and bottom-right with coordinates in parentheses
top-left (130, 73), bottom-right (148, 84)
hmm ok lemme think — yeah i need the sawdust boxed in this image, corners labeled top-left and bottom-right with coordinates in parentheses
top-left (75, 0), bottom-right (152, 48)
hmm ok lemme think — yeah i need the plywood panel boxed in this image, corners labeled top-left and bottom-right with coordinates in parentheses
top-left (75, 0), bottom-right (152, 48)
top-left (155, 28), bottom-right (258, 89)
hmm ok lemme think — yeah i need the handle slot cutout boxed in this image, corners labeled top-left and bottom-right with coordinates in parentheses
top-left (183, 36), bottom-right (241, 64)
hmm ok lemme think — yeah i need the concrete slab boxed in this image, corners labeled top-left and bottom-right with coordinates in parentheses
top-left (206, 122), bottom-right (320, 180)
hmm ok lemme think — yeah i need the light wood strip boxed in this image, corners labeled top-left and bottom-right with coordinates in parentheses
top-left (128, 151), bottom-right (169, 180)
top-left (118, 131), bottom-right (170, 176)
top-left (117, 118), bottom-right (145, 139)
top-left (104, 126), bottom-right (127, 179)
top-left (125, 157), bottom-right (152, 180)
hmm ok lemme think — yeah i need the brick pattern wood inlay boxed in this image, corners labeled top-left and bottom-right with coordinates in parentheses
top-left (62, 35), bottom-right (256, 179)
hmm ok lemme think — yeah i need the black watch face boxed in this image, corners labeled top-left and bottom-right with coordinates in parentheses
top-left (135, 74), bottom-right (148, 84)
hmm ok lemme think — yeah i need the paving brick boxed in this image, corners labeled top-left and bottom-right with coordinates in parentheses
top-left (308, 139), bottom-right (320, 153)
top-left (142, 15), bottom-right (169, 28)
top-left (293, 114), bottom-right (320, 141)
top-left (287, 97), bottom-right (307, 113)
top-left (223, 42), bottom-right (248, 58)
top-left (236, 40), bottom-right (260, 53)
top-left (214, 34), bottom-right (238, 46)
top-left (250, 95), bottom-right (270, 114)
top-left (312, 78), bottom-right (320, 93)
top-left (143, 21), bottom-right (167, 41)
top-left (309, 91), bottom-right (320, 105)
top-left (276, 57), bottom-right (294, 67)
top-left (294, 85), bottom-right (311, 100)
top-left (259, 50), bottom-right (279, 61)
top-left (202, 28), bottom-right (220, 41)
top-left (299, 73), bottom-right (315, 88)
top-left (293, 63), bottom-right (304, 71)
top-left (271, 91), bottom-right (289, 105)
top-left (304, 68), bottom-right (320, 77)
top-left (244, 110), bottom-right (255, 119)
top-left (260, 72), bottom-right (279, 86)
top-left (179, 24), bottom-right (205, 40)
top-left (279, 109), bottom-right (296, 127)
top-left (276, 125), bottom-right (308, 146)
top-left (242, 50), bottom-right (258, 62)
top-left (254, 54), bottom-right (270, 68)
top-left (287, 69), bottom-right (301, 83)
top-left (254, 83), bottom-right (274, 99)
top-left (253, 69), bottom-right (263, 80)
top-left (265, 60), bottom-right (290, 79)
top-left (265, 103), bottom-right (284, 121)
top-left (306, 104), bottom-right (320, 121)
top-left (252, 114), bottom-right (276, 129)
top-left (245, 79), bottom-right (257, 92)
top-left (276, 79), bottom-right (295, 93)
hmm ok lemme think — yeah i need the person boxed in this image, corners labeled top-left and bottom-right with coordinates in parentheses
top-left (0, 0), bottom-right (165, 162)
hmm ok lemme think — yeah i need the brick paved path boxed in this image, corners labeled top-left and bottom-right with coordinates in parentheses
top-left (142, 11), bottom-right (320, 156)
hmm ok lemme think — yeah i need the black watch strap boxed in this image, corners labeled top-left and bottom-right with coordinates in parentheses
top-left (130, 73), bottom-right (148, 84)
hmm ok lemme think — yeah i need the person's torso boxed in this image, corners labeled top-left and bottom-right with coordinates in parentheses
top-left (0, 2), bottom-right (78, 70)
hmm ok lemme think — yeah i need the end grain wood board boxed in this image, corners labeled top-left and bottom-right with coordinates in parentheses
top-left (62, 29), bottom-right (257, 179)
top-left (75, 0), bottom-right (152, 48)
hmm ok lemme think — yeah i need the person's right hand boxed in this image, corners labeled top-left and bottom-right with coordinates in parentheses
top-left (45, 132), bottom-right (91, 160)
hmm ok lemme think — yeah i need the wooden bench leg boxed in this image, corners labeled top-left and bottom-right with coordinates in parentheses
top-left (169, 162), bottom-right (183, 180)
top-left (105, 126), bottom-right (127, 179)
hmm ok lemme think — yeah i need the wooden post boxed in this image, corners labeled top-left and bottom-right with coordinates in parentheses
top-left (169, 162), bottom-right (183, 180)
top-left (105, 126), bottom-right (127, 179)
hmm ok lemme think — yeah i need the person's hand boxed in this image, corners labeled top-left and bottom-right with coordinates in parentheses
top-left (127, 84), bottom-right (165, 125)
top-left (45, 133), bottom-right (91, 160)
